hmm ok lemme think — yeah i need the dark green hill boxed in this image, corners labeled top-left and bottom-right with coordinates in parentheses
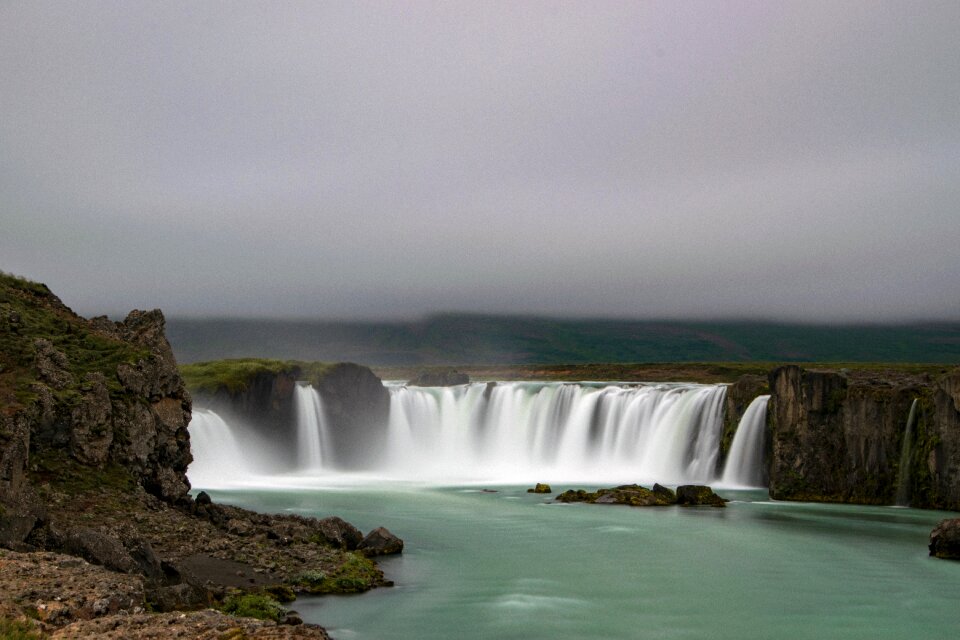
top-left (166, 314), bottom-right (960, 365)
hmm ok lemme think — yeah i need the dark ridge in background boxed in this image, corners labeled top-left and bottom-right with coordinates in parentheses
top-left (166, 315), bottom-right (960, 365)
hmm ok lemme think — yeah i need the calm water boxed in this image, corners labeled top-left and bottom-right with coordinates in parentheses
top-left (200, 485), bottom-right (960, 640)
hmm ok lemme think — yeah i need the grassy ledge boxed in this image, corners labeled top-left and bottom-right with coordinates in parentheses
top-left (179, 358), bottom-right (334, 395)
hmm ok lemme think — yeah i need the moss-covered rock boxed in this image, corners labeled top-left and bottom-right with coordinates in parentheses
top-left (527, 483), bottom-right (552, 494)
top-left (556, 484), bottom-right (678, 507)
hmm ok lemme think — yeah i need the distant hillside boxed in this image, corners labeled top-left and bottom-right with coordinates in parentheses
top-left (166, 315), bottom-right (960, 365)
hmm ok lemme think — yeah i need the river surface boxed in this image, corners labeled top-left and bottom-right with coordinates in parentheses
top-left (199, 485), bottom-right (960, 640)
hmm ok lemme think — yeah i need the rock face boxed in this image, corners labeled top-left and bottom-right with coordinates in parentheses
top-left (929, 518), bottom-right (960, 560)
top-left (313, 363), bottom-right (391, 468)
top-left (407, 368), bottom-right (470, 387)
top-left (190, 362), bottom-right (390, 470)
top-left (1, 303), bottom-right (192, 510)
top-left (766, 365), bottom-right (960, 509)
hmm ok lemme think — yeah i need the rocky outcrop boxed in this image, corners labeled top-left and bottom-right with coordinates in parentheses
top-left (188, 361), bottom-right (390, 470)
top-left (312, 363), bottom-right (391, 468)
top-left (929, 518), bottom-right (960, 560)
top-left (554, 483), bottom-right (722, 507)
top-left (527, 483), bottom-right (552, 494)
top-left (766, 365), bottom-right (960, 509)
top-left (358, 527), bottom-right (404, 556)
top-left (407, 368), bottom-right (470, 387)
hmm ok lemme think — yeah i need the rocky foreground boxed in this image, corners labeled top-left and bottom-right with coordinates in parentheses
top-left (0, 274), bottom-right (401, 637)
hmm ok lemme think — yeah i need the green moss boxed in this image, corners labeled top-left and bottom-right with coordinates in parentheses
top-left (0, 617), bottom-right (45, 640)
top-left (29, 449), bottom-right (134, 496)
top-left (218, 593), bottom-right (286, 622)
top-left (294, 552), bottom-right (381, 594)
top-left (179, 358), bottom-right (333, 395)
top-left (0, 272), bottom-right (148, 412)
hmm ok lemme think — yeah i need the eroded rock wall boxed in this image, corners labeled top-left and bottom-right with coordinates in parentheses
top-left (767, 365), bottom-right (959, 509)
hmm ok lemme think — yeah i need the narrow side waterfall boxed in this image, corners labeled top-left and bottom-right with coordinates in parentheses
top-left (895, 398), bottom-right (919, 507)
top-left (720, 395), bottom-right (770, 488)
top-left (294, 382), bottom-right (327, 471)
top-left (188, 409), bottom-right (258, 488)
top-left (384, 382), bottom-right (728, 485)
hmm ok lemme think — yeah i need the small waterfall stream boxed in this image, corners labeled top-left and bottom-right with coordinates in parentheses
top-left (294, 382), bottom-right (328, 470)
top-left (720, 395), bottom-right (770, 488)
top-left (895, 398), bottom-right (919, 507)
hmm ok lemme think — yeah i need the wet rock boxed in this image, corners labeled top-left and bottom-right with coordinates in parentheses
top-left (652, 483), bottom-right (677, 504)
top-left (527, 483), bottom-right (552, 494)
top-left (929, 518), bottom-right (960, 560)
top-left (556, 484), bottom-right (676, 507)
top-left (676, 485), bottom-right (727, 507)
top-left (314, 516), bottom-right (363, 550)
top-left (358, 526), bottom-right (404, 556)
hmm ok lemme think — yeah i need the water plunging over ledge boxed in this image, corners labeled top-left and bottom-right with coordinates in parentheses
top-left (187, 381), bottom-right (778, 488)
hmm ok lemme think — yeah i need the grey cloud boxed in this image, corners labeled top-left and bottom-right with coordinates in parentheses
top-left (1, 1), bottom-right (958, 321)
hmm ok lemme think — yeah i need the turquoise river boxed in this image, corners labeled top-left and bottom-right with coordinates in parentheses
top-left (199, 485), bottom-right (960, 640)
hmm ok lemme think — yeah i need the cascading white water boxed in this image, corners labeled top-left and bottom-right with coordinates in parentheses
top-left (188, 408), bottom-right (258, 488)
top-left (294, 382), bottom-right (327, 470)
top-left (895, 398), bottom-right (919, 507)
top-left (720, 395), bottom-right (770, 488)
top-left (384, 382), bottom-right (728, 485)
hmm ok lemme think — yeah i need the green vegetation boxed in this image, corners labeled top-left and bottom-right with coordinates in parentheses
top-left (218, 593), bottom-right (286, 622)
top-left (0, 271), bottom-right (146, 412)
top-left (294, 552), bottom-right (381, 594)
top-left (0, 617), bottom-right (44, 640)
top-left (30, 449), bottom-right (134, 496)
top-left (167, 314), bottom-right (960, 366)
top-left (179, 358), bottom-right (333, 395)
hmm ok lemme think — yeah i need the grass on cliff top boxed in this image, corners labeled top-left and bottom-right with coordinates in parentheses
top-left (0, 272), bottom-right (148, 411)
top-left (373, 361), bottom-right (956, 384)
top-left (179, 358), bottom-right (334, 394)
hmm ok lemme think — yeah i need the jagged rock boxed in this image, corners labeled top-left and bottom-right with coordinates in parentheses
top-left (358, 527), bottom-right (404, 556)
top-left (676, 485), bottom-right (727, 507)
top-left (527, 483), bottom-right (552, 494)
top-left (70, 372), bottom-right (114, 465)
top-left (195, 490), bottom-right (212, 505)
top-left (0, 514), bottom-right (38, 548)
top-left (407, 368), bottom-right (470, 387)
top-left (652, 483), bottom-right (677, 503)
top-left (33, 338), bottom-right (74, 390)
top-left (929, 518), bottom-right (960, 560)
top-left (314, 516), bottom-right (363, 550)
top-left (60, 527), bottom-right (138, 573)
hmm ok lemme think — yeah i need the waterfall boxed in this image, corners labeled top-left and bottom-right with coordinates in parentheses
top-left (720, 395), bottom-right (770, 488)
top-left (383, 382), bottom-right (728, 485)
top-left (895, 398), bottom-right (919, 507)
top-left (294, 382), bottom-right (327, 471)
top-left (187, 408), bottom-right (258, 488)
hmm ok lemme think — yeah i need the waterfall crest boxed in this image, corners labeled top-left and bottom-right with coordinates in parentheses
top-left (384, 382), bottom-right (728, 484)
top-left (187, 381), bottom-right (777, 488)
top-left (720, 395), bottom-right (770, 488)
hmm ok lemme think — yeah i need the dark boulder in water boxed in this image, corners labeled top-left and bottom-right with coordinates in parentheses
top-left (555, 484), bottom-right (678, 507)
top-left (358, 527), bottom-right (404, 556)
top-left (929, 518), bottom-right (960, 560)
top-left (676, 485), bottom-right (727, 507)
top-left (527, 483), bottom-right (552, 494)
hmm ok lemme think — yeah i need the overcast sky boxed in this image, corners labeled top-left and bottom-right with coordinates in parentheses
top-left (1, 1), bottom-right (958, 322)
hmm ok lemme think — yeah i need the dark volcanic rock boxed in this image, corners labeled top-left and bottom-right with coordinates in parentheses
top-left (313, 363), bottom-right (391, 469)
top-left (556, 484), bottom-right (677, 507)
top-left (929, 518), bottom-right (960, 560)
top-left (767, 365), bottom-right (960, 509)
top-left (315, 516), bottom-right (364, 550)
top-left (358, 526), bottom-right (404, 556)
top-left (675, 485), bottom-right (726, 507)
top-left (407, 368), bottom-right (470, 387)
